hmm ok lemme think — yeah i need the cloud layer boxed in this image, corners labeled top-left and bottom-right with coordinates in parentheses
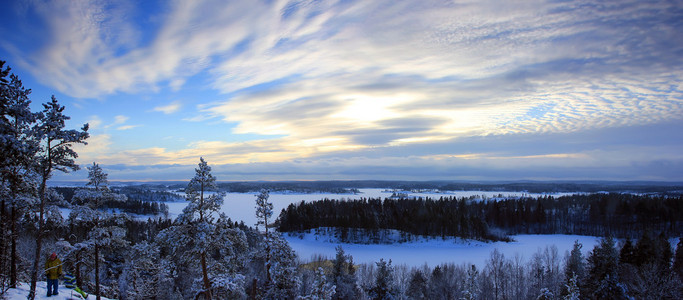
top-left (2, 0), bottom-right (682, 180)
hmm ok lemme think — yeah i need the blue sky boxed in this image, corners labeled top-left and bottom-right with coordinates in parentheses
top-left (1, 0), bottom-right (682, 182)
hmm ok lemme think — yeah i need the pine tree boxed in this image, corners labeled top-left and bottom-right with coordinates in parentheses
top-left (255, 189), bottom-right (274, 284)
top-left (0, 60), bottom-right (38, 289)
top-left (178, 157), bottom-right (221, 300)
top-left (68, 163), bottom-right (128, 300)
top-left (86, 162), bottom-right (108, 191)
top-left (156, 158), bottom-right (247, 300)
top-left (28, 95), bottom-right (89, 300)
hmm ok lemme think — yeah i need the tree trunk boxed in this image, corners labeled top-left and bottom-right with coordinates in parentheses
top-left (28, 177), bottom-right (47, 300)
top-left (76, 250), bottom-right (83, 289)
top-left (265, 218), bottom-right (271, 284)
top-left (201, 252), bottom-right (212, 300)
top-left (95, 243), bottom-right (101, 300)
top-left (10, 203), bottom-right (17, 288)
top-left (0, 198), bottom-right (6, 287)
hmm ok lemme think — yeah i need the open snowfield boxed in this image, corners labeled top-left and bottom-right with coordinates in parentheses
top-left (284, 233), bottom-right (601, 268)
top-left (3, 282), bottom-right (112, 300)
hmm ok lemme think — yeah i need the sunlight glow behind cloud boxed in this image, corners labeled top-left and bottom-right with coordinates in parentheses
top-left (1, 0), bottom-right (682, 180)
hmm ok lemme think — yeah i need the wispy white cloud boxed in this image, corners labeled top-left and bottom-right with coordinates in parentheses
top-left (113, 115), bottom-right (129, 125)
top-left (116, 124), bottom-right (140, 131)
top-left (152, 101), bottom-right (181, 114)
top-left (3, 0), bottom-right (683, 180)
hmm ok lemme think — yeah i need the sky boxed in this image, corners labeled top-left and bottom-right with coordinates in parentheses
top-left (1, 0), bottom-right (682, 182)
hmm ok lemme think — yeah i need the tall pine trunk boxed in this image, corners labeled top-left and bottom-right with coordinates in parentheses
top-left (28, 177), bottom-right (47, 300)
top-left (10, 203), bottom-right (17, 288)
top-left (0, 198), bottom-right (6, 287)
top-left (201, 252), bottom-right (212, 300)
top-left (95, 243), bottom-right (101, 300)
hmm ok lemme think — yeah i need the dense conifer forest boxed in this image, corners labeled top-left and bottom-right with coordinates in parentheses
top-left (277, 193), bottom-right (683, 243)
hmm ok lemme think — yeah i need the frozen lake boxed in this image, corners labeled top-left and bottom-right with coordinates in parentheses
top-left (159, 188), bottom-right (591, 267)
top-left (164, 188), bottom-right (576, 228)
top-left (284, 232), bottom-right (600, 268)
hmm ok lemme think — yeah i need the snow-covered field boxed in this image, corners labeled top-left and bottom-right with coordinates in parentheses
top-left (3, 282), bottom-right (112, 300)
top-left (284, 233), bottom-right (600, 268)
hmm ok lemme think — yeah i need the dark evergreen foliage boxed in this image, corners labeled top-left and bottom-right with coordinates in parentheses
top-left (277, 193), bottom-right (683, 242)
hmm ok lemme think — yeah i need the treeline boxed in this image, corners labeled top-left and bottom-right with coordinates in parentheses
top-left (113, 186), bottom-right (185, 202)
top-left (53, 186), bottom-right (171, 215)
top-left (215, 181), bottom-right (360, 194)
top-left (277, 193), bottom-right (683, 242)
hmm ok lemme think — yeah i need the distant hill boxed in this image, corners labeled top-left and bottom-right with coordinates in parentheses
top-left (49, 180), bottom-right (683, 194)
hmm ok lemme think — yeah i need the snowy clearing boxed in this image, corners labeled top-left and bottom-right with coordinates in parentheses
top-left (3, 281), bottom-right (112, 300)
top-left (284, 233), bottom-right (601, 268)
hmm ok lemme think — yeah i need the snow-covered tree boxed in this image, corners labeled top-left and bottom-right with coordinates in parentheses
top-left (68, 164), bottom-right (128, 300)
top-left (563, 274), bottom-right (580, 300)
top-left (120, 242), bottom-right (162, 299)
top-left (536, 288), bottom-right (553, 300)
top-left (406, 269), bottom-right (428, 300)
top-left (0, 60), bottom-right (39, 289)
top-left (86, 162), bottom-right (108, 191)
top-left (485, 249), bottom-right (510, 300)
top-left (255, 189), bottom-right (274, 283)
top-left (332, 245), bottom-right (360, 300)
top-left (461, 264), bottom-right (480, 300)
top-left (28, 95), bottom-right (88, 300)
top-left (563, 240), bottom-right (585, 295)
top-left (585, 236), bottom-right (625, 299)
top-left (261, 234), bottom-right (299, 299)
top-left (369, 259), bottom-right (396, 300)
top-left (156, 158), bottom-right (247, 300)
top-left (301, 267), bottom-right (335, 300)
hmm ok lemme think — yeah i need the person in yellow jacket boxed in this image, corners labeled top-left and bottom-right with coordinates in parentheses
top-left (45, 252), bottom-right (62, 297)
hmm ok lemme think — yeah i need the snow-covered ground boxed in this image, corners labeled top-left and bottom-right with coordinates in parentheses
top-left (164, 188), bottom-right (574, 227)
top-left (162, 189), bottom-right (596, 268)
top-left (3, 281), bottom-right (112, 300)
top-left (284, 233), bottom-right (601, 268)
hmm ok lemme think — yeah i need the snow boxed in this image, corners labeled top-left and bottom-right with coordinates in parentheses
top-left (3, 282), bottom-right (113, 300)
top-left (284, 233), bottom-right (601, 268)
top-left (164, 188), bottom-right (573, 227)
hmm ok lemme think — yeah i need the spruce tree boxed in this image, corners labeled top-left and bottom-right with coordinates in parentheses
top-left (370, 259), bottom-right (396, 300)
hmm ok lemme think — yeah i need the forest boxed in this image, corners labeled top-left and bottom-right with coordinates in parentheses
top-left (277, 193), bottom-right (683, 243)
top-left (2, 59), bottom-right (683, 299)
